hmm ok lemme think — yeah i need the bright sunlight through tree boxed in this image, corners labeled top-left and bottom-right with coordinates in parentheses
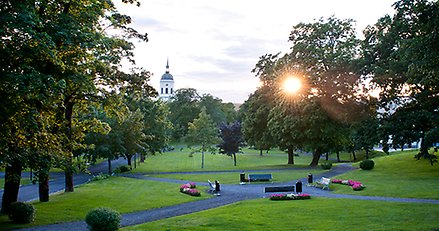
top-left (283, 77), bottom-right (302, 94)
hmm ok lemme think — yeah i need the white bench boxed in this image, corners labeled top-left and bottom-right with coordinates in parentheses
top-left (208, 180), bottom-right (216, 192)
top-left (317, 177), bottom-right (331, 190)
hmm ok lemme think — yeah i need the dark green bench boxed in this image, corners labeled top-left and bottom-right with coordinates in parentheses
top-left (264, 185), bottom-right (295, 193)
top-left (248, 174), bottom-right (272, 182)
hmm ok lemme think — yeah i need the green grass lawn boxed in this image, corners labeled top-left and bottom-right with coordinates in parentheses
top-left (133, 147), bottom-right (314, 173)
top-left (122, 197), bottom-right (439, 231)
top-left (2, 149), bottom-right (438, 230)
top-left (330, 150), bottom-right (439, 199)
top-left (152, 168), bottom-right (327, 184)
top-left (0, 177), bottom-right (211, 231)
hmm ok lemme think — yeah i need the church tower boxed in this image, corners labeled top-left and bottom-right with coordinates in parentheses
top-left (159, 59), bottom-right (174, 101)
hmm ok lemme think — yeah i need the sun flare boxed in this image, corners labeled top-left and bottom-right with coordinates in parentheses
top-left (283, 77), bottom-right (302, 94)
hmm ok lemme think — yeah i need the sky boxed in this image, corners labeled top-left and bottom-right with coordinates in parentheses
top-left (115, 0), bottom-right (396, 103)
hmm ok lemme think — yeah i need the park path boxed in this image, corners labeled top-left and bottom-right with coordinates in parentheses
top-left (17, 164), bottom-right (439, 231)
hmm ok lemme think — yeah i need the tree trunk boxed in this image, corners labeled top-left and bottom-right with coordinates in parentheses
top-left (233, 153), bottom-right (237, 166)
top-left (415, 136), bottom-right (435, 165)
top-left (287, 146), bottom-right (294, 165)
top-left (127, 155), bottom-right (132, 168)
top-left (259, 149), bottom-right (263, 156)
top-left (65, 166), bottom-right (74, 192)
top-left (365, 149), bottom-right (369, 159)
top-left (39, 172), bottom-right (49, 202)
top-left (416, 136), bottom-right (429, 159)
top-left (1, 161), bottom-right (22, 214)
top-left (140, 154), bottom-right (145, 163)
top-left (108, 158), bottom-right (112, 175)
top-left (336, 151), bottom-right (340, 162)
top-left (64, 100), bottom-right (74, 192)
top-left (134, 154), bottom-right (136, 169)
top-left (325, 152), bottom-right (329, 161)
top-left (201, 144), bottom-right (205, 168)
top-left (310, 149), bottom-right (322, 166)
top-left (352, 150), bottom-right (357, 161)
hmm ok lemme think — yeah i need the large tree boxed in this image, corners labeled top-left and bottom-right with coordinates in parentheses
top-left (360, 0), bottom-right (439, 164)
top-left (250, 16), bottom-right (368, 166)
top-left (168, 88), bottom-right (201, 141)
top-left (241, 86), bottom-right (276, 156)
top-left (1, 0), bottom-right (150, 211)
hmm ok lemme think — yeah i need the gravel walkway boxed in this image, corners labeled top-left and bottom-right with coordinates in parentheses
top-left (17, 164), bottom-right (439, 231)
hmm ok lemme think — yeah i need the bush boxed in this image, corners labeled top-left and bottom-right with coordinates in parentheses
top-left (360, 159), bottom-right (375, 170)
top-left (113, 165), bottom-right (130, 174)
top-left (90, 173), bottom-right (110, 182)
top-left (321, 162), bottom-right (332, 170)
top-left (85, 208), bottom-right (121, 231)
top-left (8, 202), bottom-right (35, 223)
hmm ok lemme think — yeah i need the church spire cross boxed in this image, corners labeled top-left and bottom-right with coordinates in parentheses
top-left (166, 58), bottom-right (169, 73)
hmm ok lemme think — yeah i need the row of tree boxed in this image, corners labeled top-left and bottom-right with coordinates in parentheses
top-left (240, 0), bottom-right (438, 166)
top-left (0, 0), bottom-right (168, 213)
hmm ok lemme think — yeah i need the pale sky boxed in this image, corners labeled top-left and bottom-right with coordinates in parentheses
top-left (115, 0), bottom-right (396, 103)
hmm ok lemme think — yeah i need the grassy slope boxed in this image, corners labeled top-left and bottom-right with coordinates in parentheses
top-left (123, 197), bottom-right (439, 231)
top-left (133, 148), bottom-right (313, 173)
top-left (2, 149), bottom-right (438, 230)
top-left (330, 150), bottom-right (439, 199)
top-left (0, 177), bottom-right (210, 230)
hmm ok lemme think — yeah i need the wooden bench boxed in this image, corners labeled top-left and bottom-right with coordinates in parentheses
top-left (264, 185), bottom-right (294, 193)
top-left (248, 174), bottom-right (272, 183)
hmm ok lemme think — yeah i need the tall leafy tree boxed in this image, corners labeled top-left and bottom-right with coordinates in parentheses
top-left (137, 99), bottom-right (172, 157)
top-left (360, 0), bottom-right (439, 164)
top-left (168, 88), bottom-right (201, 141)
top-left (251, 16), bottom-right (368, 166)
top-left (241, 86), bottom-right (276, 155)
top-left (185, 108), bottom-right (220, 168)
top-left (1, 0), bottom-right (151, 211)
top-left (218, 121), bottom-right (245, 166)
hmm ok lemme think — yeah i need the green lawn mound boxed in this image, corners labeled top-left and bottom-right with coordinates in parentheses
top-left (0, 177), bottom-right (209, 230)
top-left (331, 150), bottom-right (439, 199)
top-left (122, 197), bottom-right (439, 231)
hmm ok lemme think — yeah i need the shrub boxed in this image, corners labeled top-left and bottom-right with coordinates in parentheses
top-left (8, 202), bottom-right (36, 223)
top-left (360, 159), bottom-right (375, 170)
top-left (90, 173), bottom-right (110, 182)
top-left (85, 208), bottom-right (121, 231)
top-left (113, 165), bottom-right (130, 174)
top-left (321, 162), bottom-right (332, 170)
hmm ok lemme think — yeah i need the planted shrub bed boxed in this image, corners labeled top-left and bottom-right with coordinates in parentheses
top-left (332, 179), bottom-right (365, 191)
top-left (269, 193), bottom-right (311, 201)
top-left (180, 182), bottom-right (201, 196)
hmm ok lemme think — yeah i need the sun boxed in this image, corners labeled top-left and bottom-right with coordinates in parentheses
top-left (283, 77), bottom-right (302, 94)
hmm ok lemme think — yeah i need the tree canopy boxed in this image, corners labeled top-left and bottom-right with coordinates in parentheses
top-left (360, 0), bottom-right (439, 164)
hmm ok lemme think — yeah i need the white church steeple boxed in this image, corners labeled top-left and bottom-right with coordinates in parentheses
top-left (159, 59), bottom-right (174, 101)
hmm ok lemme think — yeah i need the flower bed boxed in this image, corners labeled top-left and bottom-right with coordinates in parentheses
top-left (180, 182), bottom-right (201, 196)
top-left (331, 179), bottom-right (365, 191)
top-left (269, 193), bottom-right (311, 201)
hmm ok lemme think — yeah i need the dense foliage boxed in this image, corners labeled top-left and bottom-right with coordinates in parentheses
top-left (85, 207), bottom-right (121, 231)
top-left (218, 121), bottom-right (245, 166)
top-left (7, 202), bottom-right (35, 224)
top-left (360, 0), bottom-right (439, 164)
top-left (0, 0), bottom-right (159, 211)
